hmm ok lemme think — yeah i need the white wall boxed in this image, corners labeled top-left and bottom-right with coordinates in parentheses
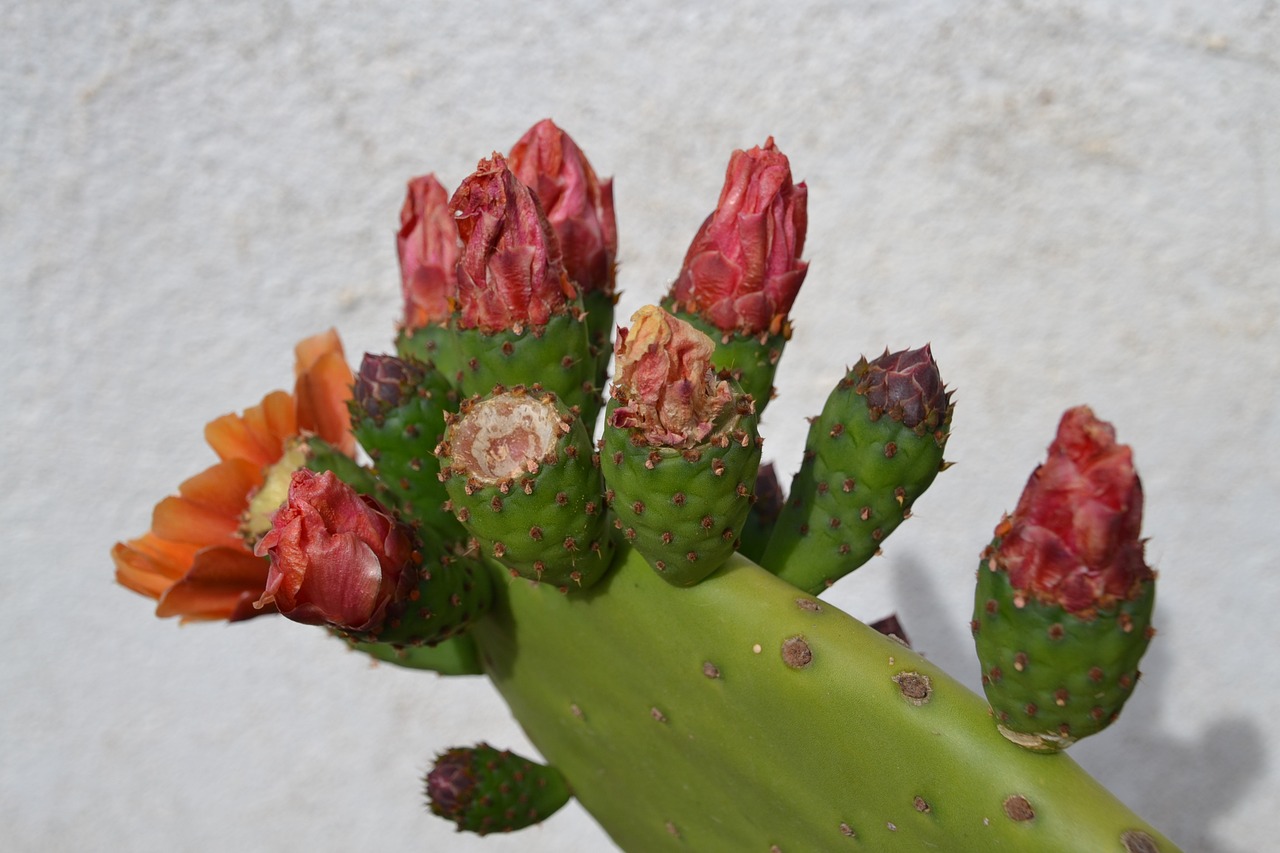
top-left (3, 2), bottom-right (1277, 851)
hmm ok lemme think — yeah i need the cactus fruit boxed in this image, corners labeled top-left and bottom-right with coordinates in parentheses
top-left (425, 743), bottom-right (572, 835)
top-left (761, 345), bottom-right (952, 593)
top-left (663, 137), bottom-right (808, 413)
top-left (450, 153), bottom-right (598, 420)
top-left (349, 353), bottom-right (465, 548)
top-left (972, 406), bottom-right (1156, 751)
top-left (394, 173), bottom-right (464, 384)
top-left (602, 305), bottom-right (762, 585)
top-left (436, 386), bottom-right (614, 590)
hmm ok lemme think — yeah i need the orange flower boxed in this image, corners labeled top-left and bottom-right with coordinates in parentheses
top-left (112, 330), bottom-right (356, 622)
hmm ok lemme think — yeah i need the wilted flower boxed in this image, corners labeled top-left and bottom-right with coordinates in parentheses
top-left (610, 305), bottom-right (732, 447)
top-left (508, 119), bottom-right (617, 296)
top-left (991, 406), bottom-right (1153, 616)
top-left (669, 137), bottom-right (808, 338)
top-left (397, 174), bottom-right (460, 330)
top-left (254, 469), bottom-right (416, 632)
top-left (450, 153), bottom-right (575, 334)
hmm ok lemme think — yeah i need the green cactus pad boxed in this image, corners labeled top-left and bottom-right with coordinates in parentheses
top-left (454, 309), bottom-right (599, 424)
top-left (425, 743), bottom-right (572, 835)
top-left (346, 633), bottom-right (483, 676)
top-left (602, 396), bottom-right (761, 586)
top-left (470, 547), bottom-right (1181, 851)
top-left (349, 355), bottom-right (465, 550)
top-left (337, 549), bottom-right (494, 650)
top-left (438, 387), bottom-right (615, 590)
top-left (762, 348), bottom-right (951, 594)
top-left (973, 552), bottom-right (1156, 751)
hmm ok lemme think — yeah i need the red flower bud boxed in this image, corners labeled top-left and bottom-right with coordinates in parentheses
top-left (508, 119), bottom-right (617, 296)
top-left (610, 305), bottom-right (732, 447)
top-left (450, 153), bottom-right (576, 334)
top-left (670, 137), bottom-right (808, 337)
top-left (397, 174), bottom-right (460, 330)
top-left (254, 469), bottom-right (416, 631)
top-left (993, 407), bottom-right (1153, 616)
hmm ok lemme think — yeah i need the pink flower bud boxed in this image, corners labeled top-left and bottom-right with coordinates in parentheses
top-left (508, 119), bottom-right (617, 296)
top-left (397, 174), bottom-right (460, 330)
top-left (670, 137), bottom-right (808, 337)
top-left (610, 305), bottom-right (732, 447)
top-left (254, 469), bottom-right (416, 631)
top-left (992, 407), bottom-right (1153, 616)
top-left (450, 153), bottom-right (576, 334)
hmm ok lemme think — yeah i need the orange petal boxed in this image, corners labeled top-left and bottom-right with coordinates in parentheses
top-left (260, 387), bottom-right (299, 446)
top-left (112, 535), bottom-right (200, 599)
top-left (295, 350), bottom-right (356, 456)
top-left (294, 328), bottom-right (345, 376)
top-left (156, 546), bottom-right (274, 622)
top-left (151, 495), bottom-right (243, 548)
top-left (205, 407), bottom-right (278, 468)
top-left (177, 459), bottom-right (262, 517)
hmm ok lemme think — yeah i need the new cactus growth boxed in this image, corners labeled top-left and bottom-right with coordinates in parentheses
top-left (114, 127), bottom-right (1186, 852)
top-left (437, 386), bottom-right (614, 590)
top-left (761, 345), bottom-right (952, 593)
top-left (425, 743), bottom-right (572, 835)
top-left (603, 305), bottom-right (762, 585)
top-left (972, 406), bottom-right (1156, 751)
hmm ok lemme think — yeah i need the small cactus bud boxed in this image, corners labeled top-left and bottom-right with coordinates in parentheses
top-left (852, 345), bottom-right (950, 434)
top-left (254, 469), bottom-right (416, 632)
top-left (509, 119), bottom-right (617, 297)
top-left (397, 174), bottom-right (460, 331)
top-left (425, 743), bottom-right (572, 836)
top-left (451, 153), bottom-right (576, 334)
top-left (352, 352), bottom-right (419, 419)
top-left (668, 137), bottom-right (807, 338)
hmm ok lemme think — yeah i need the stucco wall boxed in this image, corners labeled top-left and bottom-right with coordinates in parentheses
top-left (3, 2), bottom-right (1278, 850)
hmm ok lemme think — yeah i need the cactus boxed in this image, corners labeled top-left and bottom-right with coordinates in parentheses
top-left (114, 125), bottom-right (1184, 852)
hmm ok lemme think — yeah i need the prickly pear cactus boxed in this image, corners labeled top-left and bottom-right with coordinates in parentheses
top-left (112, 122), bottom-right (1182, 853)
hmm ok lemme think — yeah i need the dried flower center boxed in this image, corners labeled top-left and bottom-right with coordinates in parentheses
top-left (452, 395), bottom-right (561, 483)
top-left (240, 438), bottom-right (310, 547)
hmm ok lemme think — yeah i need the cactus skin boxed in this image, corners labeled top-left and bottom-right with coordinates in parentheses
top-left (347, 633), bottom-right (483, 675)
top-left (602, 396), bottom-right (761, 585)
top-left (736, 461), bottom-right (783, 563)
top-left (437, 387), bottom-right (614, 590)
top-left (761, 346), bottom-right (952, 594)
top-left (349, 354), bottom-right (465, 548)
top-left (453, 310), bottom-right (598, 421)
top-left (425, 743), bottom-right (572, 835)
top-left (471, 547), bottom-right (1182, 852)
top-left (973, 560), bottom-right (1155, 750)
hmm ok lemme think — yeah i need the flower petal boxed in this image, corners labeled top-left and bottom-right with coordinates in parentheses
top-left (155, 546), bottom-right (274, 622)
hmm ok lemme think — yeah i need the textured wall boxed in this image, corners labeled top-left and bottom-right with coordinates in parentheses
top-left (3, 2), bottom-right (1278, 851)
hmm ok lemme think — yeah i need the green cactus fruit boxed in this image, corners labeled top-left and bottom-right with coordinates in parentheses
top-left (972, 406), bottom-right (1156, 751)
top-left (349, 353), bottom-right (465, 550)
top-left (425, 743), bottom-right (572, 836)
top-left (346, 548), bottom-right (494, 650)
top-left (471, 546), bottom-right (1182, 852)
top-left (346, 632), bottom-right (484, 676)
top-left (761, 345), bottom-right (952, 594)
top-left (454, 310), bottom-right (598, 423)
top-left (602, 306), bottom-right (762, 585)
top-left (436, 386), bottom-right (614, 590)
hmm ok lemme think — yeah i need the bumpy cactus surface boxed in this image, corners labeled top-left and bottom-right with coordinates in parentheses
top-left (113, 122), bottom-right (1180, 852)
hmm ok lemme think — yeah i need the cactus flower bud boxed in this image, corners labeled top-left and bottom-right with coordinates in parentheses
top-left (254, 469), bottom-right (416, 632)
top-left (397, 174), bottom-right (460, 331)
top-left (508, 119), bottom-right (617, 297)
top-left (669, 137), bottom-right (808, 338)
top-left (994, 406), bottom-right (1153, 616)
top-left (451, 153), bottom-right (576, 334)
top-left (610, 305), bottom-right (732, 448)
top-left (853, 344), bottom-right (950, 435)
top-left (353, 352), bottom-right (418, 419)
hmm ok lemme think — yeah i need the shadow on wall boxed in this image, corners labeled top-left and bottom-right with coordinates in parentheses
top-left (888, 556), bottom-right (1265, 853)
